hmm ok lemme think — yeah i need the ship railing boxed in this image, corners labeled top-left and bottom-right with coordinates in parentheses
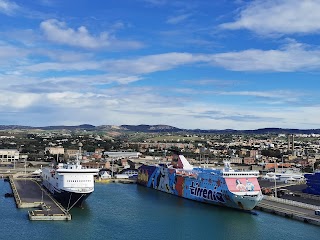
top-left (223, 172), bottom-right (259, 177)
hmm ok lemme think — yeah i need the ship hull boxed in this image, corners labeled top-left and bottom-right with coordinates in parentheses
top-left (42, 178), bottom-right (93, 208)
top-left (53, 190), bottom-right (91, 208)
top-left (137, 165), bottom-right (262, 210)
top-left (41, 166), bottom-right (97, 208)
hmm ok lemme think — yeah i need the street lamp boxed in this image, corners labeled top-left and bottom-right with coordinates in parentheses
top-left (111, 159), bottom-right (114, 178)
top-left (274, 159), bottom-right (277, 198)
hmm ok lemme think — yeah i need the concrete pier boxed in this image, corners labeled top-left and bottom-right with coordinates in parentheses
top-left (8, 175), bottom-right (71, 221)
top-left (255, 195), bottom-right (320, 226)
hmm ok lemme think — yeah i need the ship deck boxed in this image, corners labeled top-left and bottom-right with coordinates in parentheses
top-left (8, 175), bottom-right (71, 221)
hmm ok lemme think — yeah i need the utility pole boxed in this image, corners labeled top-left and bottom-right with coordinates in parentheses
top-left (274, 159), bottom-right (277, 198)
top-left (111, 159), bottom-right (114, 178)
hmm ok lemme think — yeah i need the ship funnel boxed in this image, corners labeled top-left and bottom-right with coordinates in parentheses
top-left (177, 155), bottom-right (193, 170)
top-left (169, 149), bottom-right (193, 170)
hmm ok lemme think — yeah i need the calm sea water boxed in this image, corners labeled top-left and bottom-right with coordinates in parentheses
top-left (1, 180), bottom-right (319, 240)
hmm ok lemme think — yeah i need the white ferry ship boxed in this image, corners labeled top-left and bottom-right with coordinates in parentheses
top-left (263, 169), bottom-right (305, 183)
top-left (41, 144), bottom-right (99, 208)
top-left (138, 151), bottom-right (263, 210)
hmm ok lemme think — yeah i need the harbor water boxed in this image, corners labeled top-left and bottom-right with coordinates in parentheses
top-left (1, 180), bottom-right (319, 240)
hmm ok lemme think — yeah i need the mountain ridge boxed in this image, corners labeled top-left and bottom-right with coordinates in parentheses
top-left (0, 124), bottom-right (320, 134)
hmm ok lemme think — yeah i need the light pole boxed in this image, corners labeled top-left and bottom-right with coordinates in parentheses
top-left (111, 159), bottom-right (114, 178)
top-left (41, 187), bottom-right (44, 204)
top-left (274, 159), bottom-right (277, 198)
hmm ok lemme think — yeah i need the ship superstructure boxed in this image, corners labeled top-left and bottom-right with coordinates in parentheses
top-left (41, 143), bottom-right (99, 208)
top-left (137, 153), bottom-right (263, 210)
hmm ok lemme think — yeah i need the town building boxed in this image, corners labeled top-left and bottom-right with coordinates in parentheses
top-left (45, 147), bottom-right (65, 155)
top-left (0, 149), bottom-right (19, 163)
top-left (230, 156), bottom-right (243, 164)
top-left (65, 149), bottom-right (79, 159)
top-left (243, 157), bottom-right (255, 165)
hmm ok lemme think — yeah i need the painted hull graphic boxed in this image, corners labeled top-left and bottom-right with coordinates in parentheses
top-left (137, 165), bottom-right (262, 210)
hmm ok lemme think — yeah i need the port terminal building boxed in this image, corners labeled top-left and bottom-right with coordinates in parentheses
top-left (0, 149), bottom-right (19, 163)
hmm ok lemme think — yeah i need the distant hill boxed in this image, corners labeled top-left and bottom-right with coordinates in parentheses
top-left (0, 124), bottom-right (320, 134)
top-left (0, 124), bottom-right (96, 131)
top-left (120, 124), bottom-right (182, 132)
top-left (41, 124), bottom-right (96, 131)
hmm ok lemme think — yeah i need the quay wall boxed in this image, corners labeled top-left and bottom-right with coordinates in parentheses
top-left (263, 195), bottom-right (320, 211)
top-left (256, 195), bottom-right (320, 226)
top-left (256, 203), bottom-right (320, 226)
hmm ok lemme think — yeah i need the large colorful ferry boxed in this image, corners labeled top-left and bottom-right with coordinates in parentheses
top-left (137, 152), bottom-right (263, 210)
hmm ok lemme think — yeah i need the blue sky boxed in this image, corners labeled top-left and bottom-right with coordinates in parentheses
top-left (0, 0), bottom-right (320, 130)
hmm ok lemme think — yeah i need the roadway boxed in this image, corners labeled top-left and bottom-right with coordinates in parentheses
top-left (258, 198), bottom-right (320, 223)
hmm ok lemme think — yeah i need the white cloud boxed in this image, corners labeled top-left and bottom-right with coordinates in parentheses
top-left (0, 35), bottom-right (315, 78)
top-left (40, 19), bottom-right (109, 49)
top-left (166, 14), bottom-right (192, 24)
top-left (215, 90), bottom-right (302, 104)
top-left (0, 44), bottom-right (27, 59)
top-left (0, 0), bottom-right (19, 16)
top-left (220, 0), bottom-right (320, 35)
top-left (105, 52), bottom-right (206, 74)
top-left (40, 19), bottom-right (143, 50)
top-left (182, 79), bottom-right (238, 87)
top-left (23, 42), bottom-right (320, 73)
top-left (0, 92), bottom-right (40, 108)
top-left (24, 61), bottom-right (103, 72)
top-left (143, 0), bottom-right (167, 6)
top-left (210, 42), bottom-right (320, 72)
top-left (0, 83), bottom-right (319, 129)
top-left (22, 52), bottom-right (204, 74)
top-left (0, 73), bottom-right (142, 97)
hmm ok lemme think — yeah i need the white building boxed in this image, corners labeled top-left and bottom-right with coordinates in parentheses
top-left (0, 149), bottom-right (19, 163)
top-left (104, 151), bottom-right (141, 158)
top-left (230, 156), bottom-right (243, 164)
